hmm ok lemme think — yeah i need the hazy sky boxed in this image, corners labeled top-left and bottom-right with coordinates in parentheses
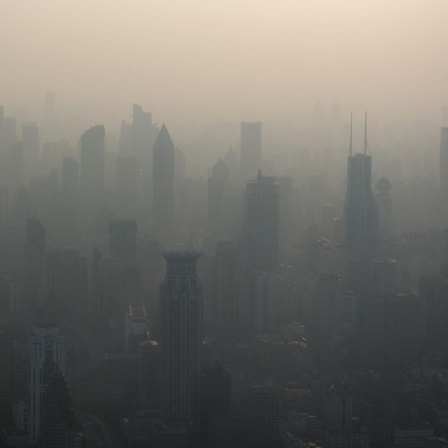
top-left (1, 0), bottom-right (448, 129)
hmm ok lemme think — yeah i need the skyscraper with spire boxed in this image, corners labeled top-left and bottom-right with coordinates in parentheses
top-left (153, 124), bottom-right (175, 240)
top-left (343, 114), bottom-right (379, 255)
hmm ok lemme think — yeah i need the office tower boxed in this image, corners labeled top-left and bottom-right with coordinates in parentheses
top-left (109, 219), bottom-right (137, 261)
top-left (9, 142), bottom-right (23, 195)
top-left (115, 155), bottom-right (138, 219)
top-left (40, 371), bottom-right (75, 448)
top-left (240, 122), bottom-right (262, 183)
top-left (194, 364), bottom-right (231, 448)
top-left (160, 251), bottom-right (203, 420)
top-left (62, 155), bottom-right (79, 200)
top-left (132, 104), bottom-right (157, 159)
top-left (119, 120), bottom-right (132, 154)
top-left (375, 177), bottom-right (393, 236)
top-left (95, 257), bottom-right (134, 331)
top-left (224, 145), bottom-right (238, 181)
top-left (241, 386), bottom-right (280, 448)
top-left (79, 125), bottom-right (105, 211)
top-left (124, 306), bottom-right (149, 353)
top-left (343, 152), bottom-right (379, 254)
top-left (323, 380), bottom-right (353, 431)
top-left (321, 204), bottom-right (336, 240)
top-left (315, 270), bottom-right (341, 336)
top-left (440, 128), bottom-right (448, 212)
top-left (46, 249), bottom-right (88, 323)
top-left (22, 122), bottom-right (39, 182)
top-left (43, 91), bottom-right (56, 142)
top-left (208, 159), bottom-right (230, 243)
top-left (29, 325), bottom-right (65, 443)
top-left (138, 340), bottom-right (161, 409)
top-left (24, 218), bottom-right (46, 303)
top-left (418, 275), bottom-right (448, 351)
top-left (275, 176), bottom-right (294, 244)
top-left (211, 241), bottom-right (240, 333)
top-left (153, 125), bottom-right (175, 239)
top-left (242, 170), bottom-right (279, 270)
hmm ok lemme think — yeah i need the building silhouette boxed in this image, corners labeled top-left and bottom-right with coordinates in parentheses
top-left (240, 122), bottom-right (262, 184)
top-left (25, 217), bottom-right (46, 304)
top-left (153, 124), bottom-right (175, 240)
top-left (39, 370), bottom-right (76, 448)
top-left (343, 153), bottom-right (379, 255)
top-left (160, 251), bottom-right (203, 420)
top-left (242, 170), bottom-right (279, 270)
top-left (79, 125), bottom-right (105, 219)
top-left (241, 386), bottom-right (280, 448)
top-left (28, 325), bottom-right (65, 443)
top-left (109, 219), bottom-right (137, 261)
top-left (374, 177), bottom-right (393, 237)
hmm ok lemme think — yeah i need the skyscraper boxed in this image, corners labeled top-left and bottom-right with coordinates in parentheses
top-left (153, 124), bottom-right (175, 240)
top-left (440, 127), bottom-right (448, 213)
top-left (240, 122), bottom-right (262, 184)
top-left (25, 217), bottom-right (46, 303)
top-left (79, 125), bottom-right (105, 209)
top-left (242, 170), bottom-right (279, 270)
top-left (160, 251), bottom-right (203, 420)
top-left (374, 177), bottom-right (393, 236)
top-left (62, 156), bottom-right (79, 201)
top-left (39, 371), bottom-right (76, 448)
top-left (22, 122), bottom-right (39, 182)
top-left (28, 325), bottom-right (65, 443)
top-left (343, 153), bottom-right (379, 254)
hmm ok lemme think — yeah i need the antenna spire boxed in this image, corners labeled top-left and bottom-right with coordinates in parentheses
top-left (349, 112), bottom-right (353, 157)
top-left (364, 111), bottom-right (367, 155)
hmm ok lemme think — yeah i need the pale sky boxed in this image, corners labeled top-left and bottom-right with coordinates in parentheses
top-left (1, 0), bottom-right (447, 129)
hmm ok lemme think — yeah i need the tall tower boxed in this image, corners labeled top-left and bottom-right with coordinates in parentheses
top-left (79, 125), bottom-right (105, 206)
top-left (242, 171), bottom-right (279, 270)
top-left (440, 127), bottom-right (448, 214)
top-left (153, 124), bottom-right (175, 240)
top-left (22, 122), bottom-right (39, 182)
top-left (343, 115), bottom-right (379, 255)
top-left (25, 217), bottom-right (46, 303)
top-left (240, 122), bottom-right (262, 184)
top-left (160, 251), bottom-right (203, 420)
top-left (28, 325), bottom-right (65, 443)
top-left (374, 177), bottom-right (393, 236)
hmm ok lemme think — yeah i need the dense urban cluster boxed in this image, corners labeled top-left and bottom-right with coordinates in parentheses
top-left (0, 98), bottom-right (447, 448)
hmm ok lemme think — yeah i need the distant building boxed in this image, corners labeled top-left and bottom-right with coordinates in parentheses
top-left (22, 122), bottom-right (39, 182)
top-left (24, 217), bottom-right (45, 304)
top-left (242, 170), bottom-right (279, 270)
top-left (153, 125), bottom-right (175, 240)
top-left (160, 251), bottom-right (203, 420)
top-left (343, 153), bottom-right (379, 255)
top-left (241, 386), bottom-right (280, 448)
top-left (29, 325), bottom-right (65, 443)
top-left (374, 177), bottom-right (393, 236)
top-left (39, 371), bottom-right (76, 448)
top-left (138, 340), bottom-right (161, 409)
top-left (240, 122), bottom-right (262, 184)
top-left (62, 156), bottom-right (79, 200)
top-left (109, 219), bottom-right (137, 261)
top-left (440, 127), bottom-right (448, 214)
top-left (124, 306), bottom-right (149, 353)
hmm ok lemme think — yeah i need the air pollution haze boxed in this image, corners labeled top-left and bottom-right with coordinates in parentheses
top-left (3, 2), bottom-right (448, 448)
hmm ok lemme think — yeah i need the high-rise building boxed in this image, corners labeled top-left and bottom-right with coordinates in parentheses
top-left (24, 217), bottom-right (46, 303)
top-left (160, 251), bottom-right (203, 420)
top-left (240, 122), bottom-right (262, 183)
top-left (153, 125), bottom-right (175, 240)
top-left (62, 156), bottom-right (79, 201)
top-left (138, 340), bottom-right (161, 409)
top-left (375, 177), bottom-right (393, 236)
top-left (343, 153), bottom-right (379, 255)
top-left (109, 219), bottom-right (137, 261)
top-left (241, 386), bottom-right (280, 448)
top-left (79, 125), bottom-right (105, 214)
top-left (22, 122), bottom-right (39, 182)
top-left (28, 325), bottom-right (65, 443)
top-left (39, 371), bottom-right (76, 448)
top-left (208, 159), bottom-right (230, 244)
top-left (115, 155), bottom-right (138, 219)
top-left (322, 380), bottom-right (353, 431)
top-left (194, 364), bottom-right (231, 448)
top-left (440, 127), bottom-right (448, 214)
top-left (46, 249), bottom-right (88, 323)
top-left (211, 241), bottom-right (240, 331)
top-left (242, 170), bottom-right (279, 270)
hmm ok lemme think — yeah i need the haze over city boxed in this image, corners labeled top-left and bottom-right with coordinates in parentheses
top-left (1, 1), bottom-right (448, 448)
